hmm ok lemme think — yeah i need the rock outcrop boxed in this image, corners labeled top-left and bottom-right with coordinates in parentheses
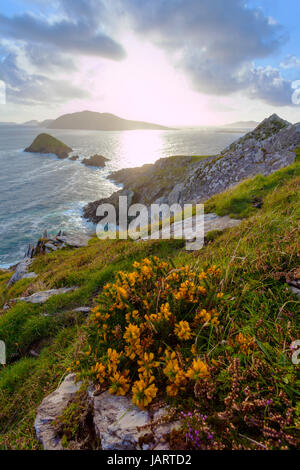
top-left (83, 189), bottom-right (134, 226)
top-left (6, 257), bottom-right (36, 287)
top-left (26, 231), bottom-right (91, 258)
top-left (83, 156), bottom-right (206, 224)
top-left (82, 155), bottom-right (109, 168)
top-left (182, 115), bottom-right (300, 203)
top-left (142, 213), bottom-right (241, 247)
top-left (35, 374), bottom-right (180, 451)
top-left (6, 231), bottom-right (91, 288)
top-left (25, 133), bottom-right (72, 159)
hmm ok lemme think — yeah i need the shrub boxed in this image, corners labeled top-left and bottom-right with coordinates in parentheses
top-left (75, 257), bottom-right (226, 409)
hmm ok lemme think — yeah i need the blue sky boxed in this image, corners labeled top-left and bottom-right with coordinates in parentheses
top-left (0, 0), bottom-right (299, 125)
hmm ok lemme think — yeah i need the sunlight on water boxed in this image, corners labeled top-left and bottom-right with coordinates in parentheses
top-left (117, 130), bottom-right (165, 167)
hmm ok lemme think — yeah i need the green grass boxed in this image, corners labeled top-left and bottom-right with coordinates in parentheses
top-left (0, 159), bottom-right (299, 449)
top-left (205, 152), bottom-right (300, 218)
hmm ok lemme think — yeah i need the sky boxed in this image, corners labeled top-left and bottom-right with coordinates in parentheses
top-left (0, 0), bottom-right (300, 126)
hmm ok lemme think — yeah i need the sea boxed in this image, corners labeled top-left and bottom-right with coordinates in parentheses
top-left (0, 124), bottom-right (245, 268)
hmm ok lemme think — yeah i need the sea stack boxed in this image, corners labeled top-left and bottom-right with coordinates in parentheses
top-left (24, 133), bottom-right (72, 159)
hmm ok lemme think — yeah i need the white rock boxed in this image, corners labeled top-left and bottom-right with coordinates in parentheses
top-left (73, 306), bottom-right (91, 313)
top-left (22, 272), bottom-right (38, 280)
top-left (56, 234), bottom-right (91, 248)
top-left (7, 257), bottom-right (33, 287)
top-left (35, 374), bottom-right (81, 450)
top-left (16, 287), bottom-right (78, 304)
top-left (90, 390), bottom-right (151, 450)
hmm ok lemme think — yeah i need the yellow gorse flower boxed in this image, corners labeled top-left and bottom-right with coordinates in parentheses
top-left (174, 321), bottom-right (192, 340)
top-left (138, 352), bottom-right (159, 374)
top-left (132, 374), bottom-right (158, 409)
top-left (117, 286), bottom-right (129, 300)
top-left (186, 358), bottom-right (209, 381)
top-left (109, 371), bottom-right (130, 396)
top-left (91, 362), bottom-right (106, 383)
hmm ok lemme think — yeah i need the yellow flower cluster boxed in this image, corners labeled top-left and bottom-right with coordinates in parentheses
top-left (235, 333), bottom-right (256, 355)
top-left (145, 302), bottom-right (172, 323)
top-left (186, 358), bottom-right (210, 381)
top-left (174, 321), bottom-right (192, 340)
top-left (194, 308), bottom-right (220, 327)
top-left (163, 351), bottom-right (187, 397)
top-left (81, 257), bottom-right (223, 408)
top-left (132, 374), bottom-right (158, 409)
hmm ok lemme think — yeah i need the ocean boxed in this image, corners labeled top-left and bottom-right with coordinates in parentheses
top-left (0, 125), bottom-right (244, 268)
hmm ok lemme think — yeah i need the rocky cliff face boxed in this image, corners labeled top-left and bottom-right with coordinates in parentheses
top-left (83, 155), bottom-right (207, 224)
top-left (182, 115), bottom-right (300, 203)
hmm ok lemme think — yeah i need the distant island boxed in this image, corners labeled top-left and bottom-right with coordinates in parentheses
top-left (222, 120), bottom-right (259, 129)
top-left (24, 133), bottom-right (72, 159)
top-left (47, 110), bottom-right (172, 131)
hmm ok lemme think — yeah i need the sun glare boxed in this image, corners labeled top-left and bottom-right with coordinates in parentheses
top-left (117, 130), bottom-right (165, 167)
top-left (75, 35), bottom-right (218, 127)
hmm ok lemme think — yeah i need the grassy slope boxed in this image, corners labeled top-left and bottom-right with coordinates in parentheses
top-left (0, 157), bottom-right (299, 449)
top-left (205, 148), bottom-right (300, 218)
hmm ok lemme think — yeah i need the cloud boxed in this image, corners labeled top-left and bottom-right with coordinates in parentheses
top-left (280, 55), bottom-right (300, 69)
top-left (24, 43), bottom-right (76, 72)
top-left (0, 0), bottom-right (297, 110)
top-left (118, 0), bottom-right (295, 106)
top-left (0, 0), bottom-right (124, 105)
top-left (247, 66), bottom-right (294, 106)
top-left (0, 6), bottom-right (125, 60)
top-left (0, 50), bottom-right (89, 105)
